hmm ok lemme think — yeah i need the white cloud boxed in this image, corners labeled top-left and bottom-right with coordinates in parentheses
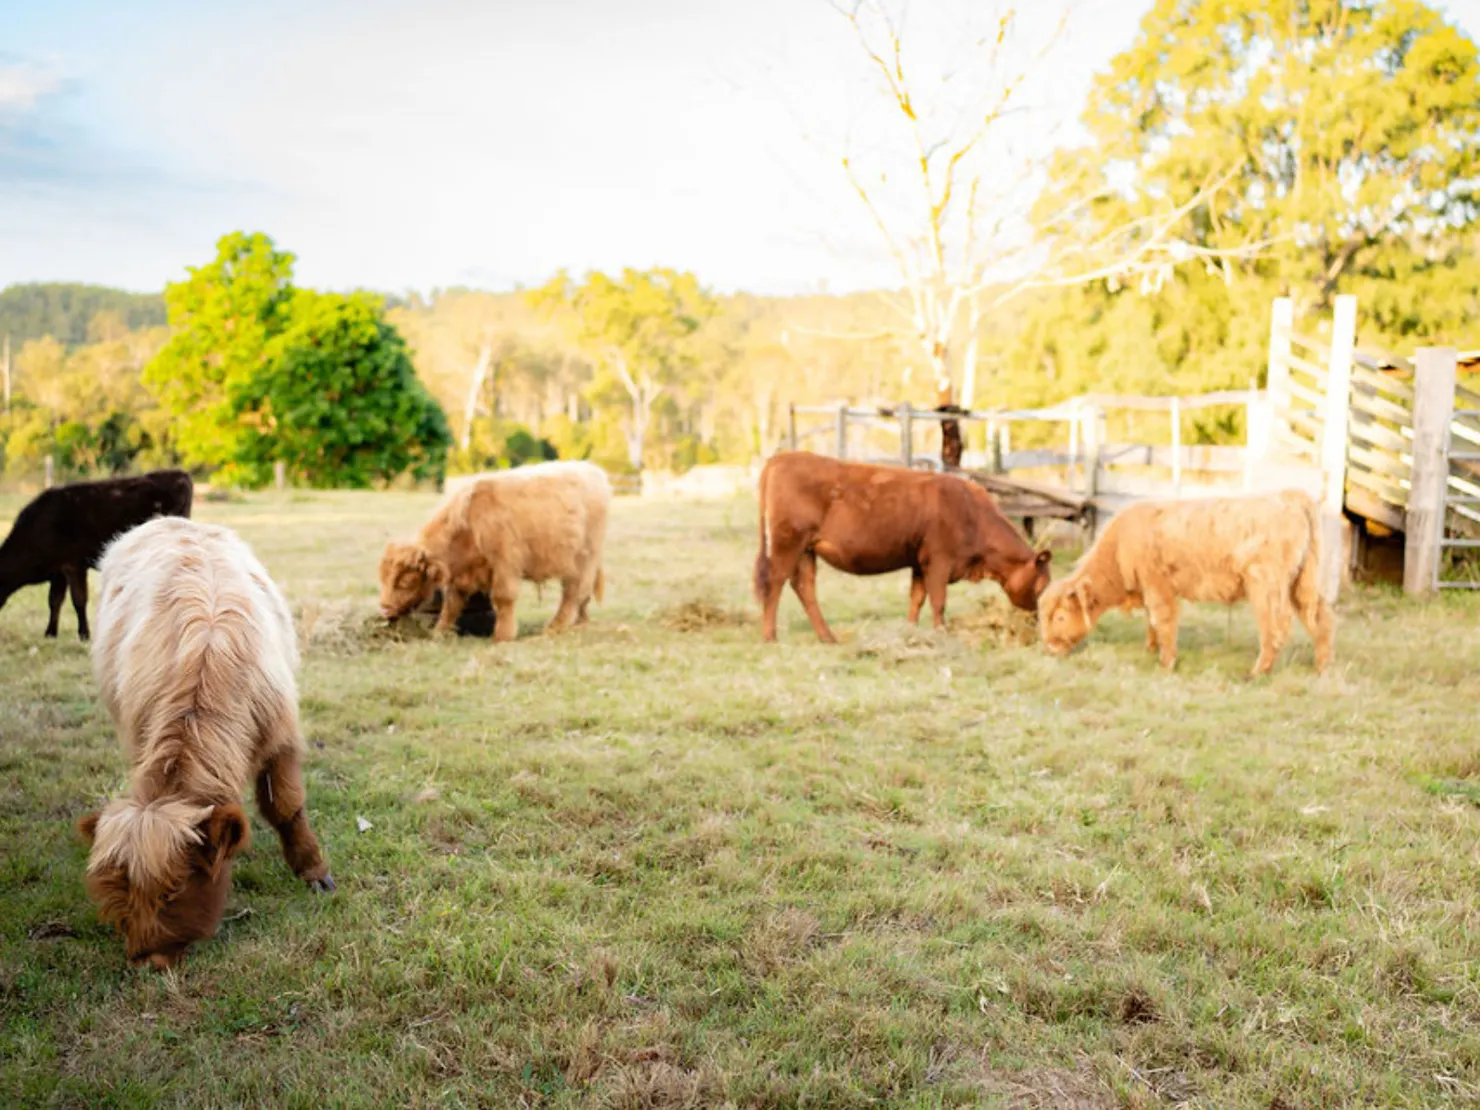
top-left (0, 60), bottom-right (64, 113)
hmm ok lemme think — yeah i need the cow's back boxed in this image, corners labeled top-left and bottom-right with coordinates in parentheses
top-left (1120, 493), bottom-right (1314, 602)
top-left (458, 465), bottom-right (608, 583)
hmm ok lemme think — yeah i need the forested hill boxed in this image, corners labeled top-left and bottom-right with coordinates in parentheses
top-left (0, 284), bottom-right (166, 348)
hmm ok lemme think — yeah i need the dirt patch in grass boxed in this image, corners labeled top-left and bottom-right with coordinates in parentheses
top-left (849, 623), bottom-right (965, 662)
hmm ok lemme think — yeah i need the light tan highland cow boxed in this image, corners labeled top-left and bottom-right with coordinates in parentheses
top-left (1038, 489), bottom-right (1335, 676)
top-left (379, 460), bottom-right (609, 641)
top-left (80, 517), bottom-right (334, 970)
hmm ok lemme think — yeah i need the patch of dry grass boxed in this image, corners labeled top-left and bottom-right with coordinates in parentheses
top-left (3, 489), bottom-right (1479, 1108)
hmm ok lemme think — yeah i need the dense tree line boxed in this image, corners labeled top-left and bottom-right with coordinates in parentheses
top-left (0, 284), bottom-right (166, 348)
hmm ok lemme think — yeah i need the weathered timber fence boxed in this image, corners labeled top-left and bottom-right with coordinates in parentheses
top-left (1262, 294), bottom-right (1475, 596)
top-left (787, 294), bottom-right (1476, 600)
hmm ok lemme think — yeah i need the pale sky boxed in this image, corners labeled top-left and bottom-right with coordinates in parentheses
top-left (2, 0), bottom-right (1478, 297)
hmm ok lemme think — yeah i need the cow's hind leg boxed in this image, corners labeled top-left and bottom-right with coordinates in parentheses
top-left (44, 575), bottom-right (65, 638)
top-left (546, 580), bottom-right (582, 635)
top-left (907, 570), bottom-right (926, 625)
top-left (1247, 572), bottom-right (1293, 677)
top-left (759, 542), bottom-right (802, 643)
top-left (1292, 557), bottom-right (1334, 673)
top-left (254, 736), bottom-right (333, 892)
top-left (573, 564), bottom-right (598, 626)
top-left (67, 569), bottom-right (89, 641)
top-left (790, 551), bottom-right (837, 644)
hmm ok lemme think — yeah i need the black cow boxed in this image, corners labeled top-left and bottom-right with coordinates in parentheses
top-left (0, 470), bottom-right (194, 640)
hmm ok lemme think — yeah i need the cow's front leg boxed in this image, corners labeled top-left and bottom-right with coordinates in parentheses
top-left (434, 585), bottom-right (468, 637)
top-left (907, 570), bottom-right (926, 625)
top-left (491, 593), bottom-right (519, 643)
top-left (67, 568), bottom-right (90, 641)
top-left (44, 575), bottom-right (65, 638)
top-left (1145, 588), bottom-right (1180, 670)
top-left (925, 562), bottom-right (952, 630)
top-left (255, 747), bottom-right (333, 891)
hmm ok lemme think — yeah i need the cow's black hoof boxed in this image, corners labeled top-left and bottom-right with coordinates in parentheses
top-left (308, 875), bottom-right (336, 894)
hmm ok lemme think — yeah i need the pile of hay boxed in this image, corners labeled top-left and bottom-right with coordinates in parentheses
top-left (294, 599), bottom-right (399, 655)
top-left (950, 593), bottom-right (1041, 649)
top-left (658, 598), bottom-right (753, 632)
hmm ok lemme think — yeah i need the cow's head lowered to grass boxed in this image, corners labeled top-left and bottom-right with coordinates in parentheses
top-left (378, 541), bottom-right (445, 619)
top-left (79, 800), bottom-right (251, 970)
top-left (1037, 576), bottom-right (1099, 656)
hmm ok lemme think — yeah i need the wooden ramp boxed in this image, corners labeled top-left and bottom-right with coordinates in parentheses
top-left (961, 471), bottom-right (1092, 532)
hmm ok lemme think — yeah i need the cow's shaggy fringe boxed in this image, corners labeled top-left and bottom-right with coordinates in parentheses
top-left (80, 517), bottom-right (333, 969)
top-left (1038, 489), bottom-right (1335, 675)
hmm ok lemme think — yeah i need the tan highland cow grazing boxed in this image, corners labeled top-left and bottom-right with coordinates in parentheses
top-left (1038, 489), bottom-right (1334, 676)
top-left (80, 517), bottom-right (334, 970)
top-left (379, 460), bottom-right (609, 640)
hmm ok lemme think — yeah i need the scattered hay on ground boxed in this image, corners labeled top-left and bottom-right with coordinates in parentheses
top-left (657, 598), bottom-right (752, 632)
top-left (295, 598), bottom-right (423, 654)
top-left (951, 592), bottom-right (1041, 648)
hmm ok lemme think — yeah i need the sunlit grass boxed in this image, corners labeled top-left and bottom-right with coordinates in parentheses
top-left (2, 489), bottom-right (1479, 1108)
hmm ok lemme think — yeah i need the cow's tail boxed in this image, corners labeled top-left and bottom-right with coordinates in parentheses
top-left (753, 464), bottom-right (772, 605)
top-left (1289, 491), bottom-right (1336, 672)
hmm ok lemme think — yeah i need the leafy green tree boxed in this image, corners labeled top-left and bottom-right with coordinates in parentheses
top-left (143, 232), bottom-right (296, 469)
top-left (529, 269), bottom-right (715, 471)
top-left (1004, 0), bottom-right (1480, 423)
top-left (229, 290), bottom-right (451, 488)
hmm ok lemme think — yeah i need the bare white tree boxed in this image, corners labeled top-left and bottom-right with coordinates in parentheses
top-left (825, 0), bottom-right (1270, 409)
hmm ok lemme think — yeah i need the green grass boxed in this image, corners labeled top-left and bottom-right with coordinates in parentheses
top-left (3, 490), bottom-right (1480, 1108)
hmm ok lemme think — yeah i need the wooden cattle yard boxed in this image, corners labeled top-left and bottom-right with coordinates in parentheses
top-left (787, 295), bottom-right (1478, 597)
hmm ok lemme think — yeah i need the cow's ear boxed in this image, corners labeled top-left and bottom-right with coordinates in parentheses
top-left (1035, 550), bottom-right (1052, 569)
top-left (1072, 581), bottom-right (1095, 620)
top-left (197, 804), bottom-right (251, 877)
top-left (78, 811), bottom-right (101, 845)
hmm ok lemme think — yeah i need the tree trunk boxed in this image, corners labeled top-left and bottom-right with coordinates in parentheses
top-left (935, 382), bottom-right (964, 470)
top-left (626, 400), bottom-right (648, 471)
top-left (461, 336), bottom-right (495, 450)
top-left (960, 294), bottom-right (981, 411)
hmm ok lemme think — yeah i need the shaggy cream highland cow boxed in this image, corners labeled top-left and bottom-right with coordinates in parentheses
top-left (80, 517), bottom-right (333, 969)
top-left (1038, 489), bottom-right (1334, 676)
top-left (379, 460), bottom-right (609, 641)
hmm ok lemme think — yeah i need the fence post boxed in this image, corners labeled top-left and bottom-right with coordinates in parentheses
top-left (1243, 382), bottom-right (1269, 491)
top-left (274, 460), bottom-right (287, 491)
top-left (1404, 347), bottom-right (1458, 597)
top-left (1266, 296), bottom-right (1293, 448)
top-left (1068, 407), bottom-right (1080, 484)
top-left (44, 454), bottom-right (54, 489)
top-left (1083, 405), bottom-right (1101, 499)
top-left (1170, 396), bottom-right (1182, 490)
top-left (899, 402), bottom-right (913, 467)
top-left (788, 404), bottom-right (798, 452)
top-left (999, 422), bottom-right (1011, 470)
top-left (1318, 294), bottom-right (1357, 602)
top-left (988, 417), bottom-right (1002, 473)
top-left (835, 403), bottom-right (849, 460)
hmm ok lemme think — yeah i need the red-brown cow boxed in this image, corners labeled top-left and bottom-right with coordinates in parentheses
top-left (753, 452), bottom-right (1051, 642)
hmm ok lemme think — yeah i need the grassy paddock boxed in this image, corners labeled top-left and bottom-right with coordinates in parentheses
top-left (2, 490), bottom-right (1479, 1109)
